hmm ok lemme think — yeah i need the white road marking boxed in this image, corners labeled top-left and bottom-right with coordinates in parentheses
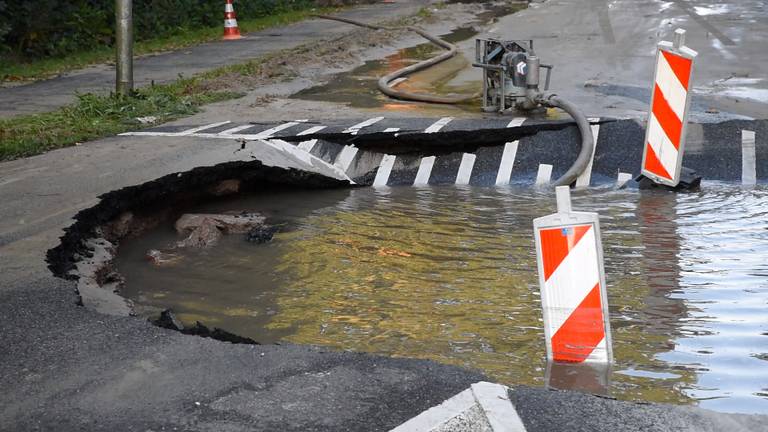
top-left (455, 153), bottom-right (476, 185)
top-left (334, 146), bottom-right (359, 172)
top-left (495, 141), bottom-right (519, 186)
top-left (383, 128), bottom-right (400, 133)
top-left (219, 124), bottom-right (257, 135)
top-left (390, 382), bottom-right (527, 432)
top-left (414, 156), bottom-right (436, 185)
top-left (297, 139), bottom-right (317, 152)
top-left (119, 121), bottom-right (304, 140)
top-left (575, 121), bottom-right (601, 187)
top-left (176, 121), bottom-right (232, 135)
top-left (343, 117), bottom-right (384, 135)
top-left (617, 172), bottom-right (633, 188)
top-left (471, 382), bottom-right (528, 432)
top-left (742, 130), bottom-right (757, 185)
top-left (249, 122), bottom-right (302, 139)
top-left (424, 117), bottom-right (453, 133)
top-left (507, 117), bottom-right (526, 128)
top-left (373, 155), bottom-right (396, 187)
top-left (297, 125), bottom-right (327, 136)
top-left (535, 164), bottom-right (553, 185)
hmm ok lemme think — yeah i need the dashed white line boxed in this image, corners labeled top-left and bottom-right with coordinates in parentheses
top-left (617, 172), bottom-right (633, 188)
top-left (414, 156), bottom-right (436, 186)
top-left (507, 118), bottom-right (526, 128)
top-left (424, 117), bottom-right (453, 133)
top-left (176, 121), bottom-right (232, 135)
top-left (298, 139), bottom-right (317, 152)
top-left (495, 141), bottom-right (519, 186)
top-left (343, 117), bottom-right (385, 135)
top-left (742, 130), bottom-right (757, 185)
top-left (297, 125), bottom-right (327, 136)
top-left (373, 155), bottom-right (396, 187)
top-left (219, 124), bottom-right (256, 135)
top-left (250, 121), bottom-right (302, 139)
top-left (383, 128), bottom-right (401, 133)
top-left (334, 146), bottom-right (359, 172)
top-left (535, 164), bottom-right (553, 185)
top-left (455, 153), bottom-right (476, 185)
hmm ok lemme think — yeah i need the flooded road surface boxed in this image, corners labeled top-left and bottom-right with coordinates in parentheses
top-left (117, 185), bottom-right (768, 414)
top-left (291, 3), bottom-right (526, 115)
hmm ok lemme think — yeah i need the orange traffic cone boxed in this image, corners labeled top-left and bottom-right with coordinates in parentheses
top-left (223, 0), bottom-right (243, 40)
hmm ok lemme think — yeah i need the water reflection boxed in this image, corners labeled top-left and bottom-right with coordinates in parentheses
top-left (117, 184), bottom-right (768, 414)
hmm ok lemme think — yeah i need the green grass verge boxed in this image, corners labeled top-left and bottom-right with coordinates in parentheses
top-left (0, 7), bottom-right (335, 83)
top-left (0, 79), bottom-right (240, 160)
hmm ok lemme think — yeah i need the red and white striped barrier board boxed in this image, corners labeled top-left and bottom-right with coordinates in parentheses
top-left (533, 187), bottom-right (612, 363)
top-left (641, 29), bottom-right (698, 187)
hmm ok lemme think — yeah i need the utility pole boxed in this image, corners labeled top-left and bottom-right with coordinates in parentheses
top-left (115, 0), bottom-right (133, 95)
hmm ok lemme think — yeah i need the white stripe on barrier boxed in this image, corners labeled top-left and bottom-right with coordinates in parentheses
top-left (535, 164), bottom-right (553, 185)
top-left (534, 186), bottom-right (612, 365)
top-left (425, 117), bottom-right (453, 133)
top-left (373, 155), bottom-right (396, 186)
top-left (297, 139), bottom-right (317, 152)
top-left (507, 118), bottom-right (526, 128)
top-left (543, 227), bottom-right (601, 335)
top-left (655, 53), bottom-right (688, 120)
top-left (495, 141), bottom-right (519, 186)
top-left (344, 117), bottom-right (384, 135)
top-left (414, 156), bottom-right (436, 186)
top-left (297, 125), bottom-right (327, 136)
top-left (334, 146), bottom-right (359, 172)
top-left (225, 3), bottom-right (234, 12)
top-left (224, 19), bottom-right (238, 28)
top-left (575, 122), bottom-right (600, 187)
top-left (647, 113), bottom-right (679, 176)
top-left (585, 338), bottom-right (608, 363)
top-left (455, 153), bottom-right (476, 185)
top-left (742, 130), bottom-right (757, 185)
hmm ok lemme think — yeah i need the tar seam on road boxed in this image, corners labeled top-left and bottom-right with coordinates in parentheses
top-left (598, 3), bottom-right (616, 45)
top-left (671, 0), bottom-right (736, 46)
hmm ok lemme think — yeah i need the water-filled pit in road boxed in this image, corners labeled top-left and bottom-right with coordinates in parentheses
top-left (116, 184), bottom-right (768, 414)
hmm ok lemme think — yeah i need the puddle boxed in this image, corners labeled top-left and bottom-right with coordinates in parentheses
top-left (117, 184), bottom-right (768, 414)
top-left (291, 2), bottom-right (527, 114)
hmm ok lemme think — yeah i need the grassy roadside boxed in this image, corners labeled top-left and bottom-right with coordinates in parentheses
top-left (0, 25), bottom-right (326, 161)
top-left (0, 7), bottom-right (426, 161)
top-left (0, 80), bottom-right (241, 160)
top-left (0, 8), bottom-right (337, 84)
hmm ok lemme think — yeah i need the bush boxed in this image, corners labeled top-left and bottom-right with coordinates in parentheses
top-left (0, 0), bottom-right (314, 59)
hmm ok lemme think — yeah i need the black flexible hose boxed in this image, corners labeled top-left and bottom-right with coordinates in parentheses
top-left (311, 14), bottom-right (476, 104)
top-left (538, 94), bottom-right (595, 187)
top-left (313, 15), bottom-right (594, 185)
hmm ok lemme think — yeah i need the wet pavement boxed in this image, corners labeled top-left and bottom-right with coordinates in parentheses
top-left (2, 0), bottom-right (768, 430)
top-left (287, 0), bottom-right (768, 121)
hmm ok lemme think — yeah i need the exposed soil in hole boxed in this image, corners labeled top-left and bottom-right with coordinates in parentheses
top-left (47, 159), bottom-right (348, 325)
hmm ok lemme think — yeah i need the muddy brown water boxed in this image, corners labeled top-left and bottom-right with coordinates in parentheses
top-left (116, 184), bottom-right (768, 414)
top-left (291, 2), bottom-right (527, 114)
